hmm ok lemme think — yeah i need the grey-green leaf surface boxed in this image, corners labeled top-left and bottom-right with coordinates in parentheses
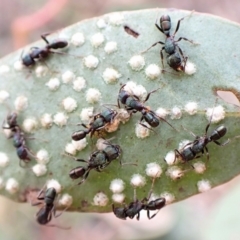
top-left (0, 9), bottom-right (240, 213)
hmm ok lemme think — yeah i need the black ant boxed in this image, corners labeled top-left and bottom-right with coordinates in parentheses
top-left (67, 140), bottom-right (122, 185)
top-left (21, 33), bottom-right (68, 67)
top-left (173, 111), bottom-right (229, 163)
top-left (32, 187), bottom-right (70, 229)
top-left (2, 112), bottom-right (37, 166)
top-left (112, 178), bottom-right (166, 220)
top-left (142, 12), bottom-right (197, 72)
top-left (72, 107), bottom-right (117, 141)
top-left (118, 84), bottom-right (175, 130)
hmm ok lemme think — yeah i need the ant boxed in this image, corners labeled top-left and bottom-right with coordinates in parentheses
top-left (32, 187), bottom-right (70, 229)
top-left (2, 112), bottom-right (37, 167)
top-left (21, 33), bottom-right (68, 67)
top-left (72, 107), bottom-right (117, 141)
top-left (67, 140), bottom-right (122, 185)
top-left (118, 84), bottom-right (175, 130)
top-left (112, 177), bottom-right (166, 220)
top-left (142, 12), bottom-right (196, 72)
top-left (173, 110), bottom-right (229, 163)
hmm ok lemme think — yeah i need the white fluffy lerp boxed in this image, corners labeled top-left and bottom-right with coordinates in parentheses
top-left (0, 90), bottom-right (9, 103)
top-left (35, 65), bottom-right (48, 78)
top-left (71, 32), bottom-right (85, 46)
top-left (108, 13), bottom-right (124, 25)
top-left (112, 193), bottom-right (125, 203)
top-left (164, 151), bottom-right (176, 165)
top-left (155, 107), bottom-right (169, 119)
top-left (84, 55), bottom-right (99, 69)
top-left (62, 71), bottom-right (75, 84)
top-left (197, 179), bottom-right (212, 193)
top-left (0, 152), bottom-right (9, 168)
top-left (93, 192), bottom-right (109, 206)
top-left (32, 164), bottom-right (47, 177)
top-left (123, 81), bottom-right (147, 101)
top-left (91, 33), bottom-right (105, 48)
top-left (97, 19), bottom-right (107, 29)
top-left (166, 166), bottom-right (185, 180)
top-left (65, 143), bottom-right (77, 156)
top-left (104, 41), bottom-right (117, 54)
top-left (14, 96), bottom-right (28, 111)
top-left (40, 113), bottom-right (53, 128)
top-left (62, 97), bottom-right (77, 113)
top-left (135, 122), bottom-right (150, 139)
top-left (53, 112), bottom-right (68, 127)
top-left (96, 138), bottom-right (108, 151)
top-left (45, 78), bottom-right (60, 91)
top-left (0, 177), bottom-right (4, 189)
top-left (109, 179), bottom-right (125, 193)
top-left (22, 118), bottom-right (38, 133)
top-left (184, 61), bottom-right (197, 75)
top-left (36, 149), bottom-right (50, 165)
top-left (14, 60), bottom-right (24, 71)
top-left (178, 139), bottom-right (191, 150)
top-left (171, 106), bottom-right (182, 119)
top-left (102, 68), bottom-right (121, 84)
top-left (47, 179), bottom-right (62, 193)
top-left (59, 193), bottom-right (73, 207)
top-left (145, 64), bottom-right (161, 80)
top-left (80, 107), bottom-right (94, 122)
top-left (160, 192), bottom-right (175, 204)
top-left (72, 138), bottom-right (88, 151)
top-left (193, 161), bottom-right (206, 174)
top-left (128, 55), bottom-right (145, 71)
top-left (130, 174), bottom-right (146, 187)
top-left (85, 88), bottom-right (102, 104)
top-left (184, 102), bottom-right (198, 115)
top-left (145, 162), bottom-right (162, 178)
top-left (206, 105), bottom-right (225, 123)
top-left (0, 65), bottom-right (10, 75)
top-left (5, 178), bottom-right (19, 194)
top-left (73, 77), bottom-right (86, 92)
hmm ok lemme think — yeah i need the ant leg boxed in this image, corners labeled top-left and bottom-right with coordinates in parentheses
top-left (140, 41), bottom-right (165, 54)
top-left (205, 98), bottom-right (219, 134)
top-left (173, 11), bottom-right (194, 36)
top-left (77, 170), bottom-right (90, 185)
top-left (214, 139), bottom-right (230, 146)
top-left (204, 147), bottom-right (209, 161)
top-left (144, 88), bottom-right (161, 103)
top-left (41, 33), bottom-right (50, 44)
top-left (136, 213), bottom-right (140, 221)
top-left (155, 22), bottom-right (164, 34)
top-left (173, 149), bottom-right (183, 163)
top-left (176, 37), bottom-right (198, 45)
top-left (139, 121), bottom-right (156, 134)
top-left (160, 47), bottom-right (165, 69)
top-left (181, 125), bottom-right (196, 138)
top-left (183, 56), bottom-right (188, 72)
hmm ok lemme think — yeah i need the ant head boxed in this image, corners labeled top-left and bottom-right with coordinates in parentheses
top-left (72, 130), bottom-right (87, 141)
top-left (45, 187), bottom-right (57, 198)
top-left (7, 112), bottom-right (18, 127)
top-left (69, 166), bottom-right (86, 179)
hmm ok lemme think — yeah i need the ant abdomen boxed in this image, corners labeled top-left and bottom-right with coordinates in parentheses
top-left (69, 166), bottom-right (86, 179)
top-left (210, 126), bottom-right (227, 141)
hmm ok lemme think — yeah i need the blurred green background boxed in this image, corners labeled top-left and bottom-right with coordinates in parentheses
top-left (1, 0), bottom-right (240, 239)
